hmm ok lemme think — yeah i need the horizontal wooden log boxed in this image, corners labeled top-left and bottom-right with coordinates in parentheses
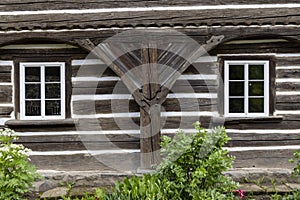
top-left (186, 62), bottom-right (219, 75)
top-left (0, 106), bottom-right (13, 115)
top-left (1, 7), bottom-right (300, 31)
top-left (231, 149), bottom-right (295, 168)
top-left (72, 64), bottom-right (116, 77)
top-left (0, 49), bottom-right (87, 60)
top-left (73, 98), bottom-right (217, 114)
top-left (227, 139), bottom-right (300, 147)
top-left (0, 1), bottom-right (298, 11)
top-left (277, 68), bottom-right (300, 78)
top-left (0, 85), bottom-right (12, 103)
top-left (276, 57), bottom-right (300, 67)
top-left (0, 73), bottom-right (11, 82)
top-left (30, 151), bottom-right (140, 171)
top-left (276, 82), bottom-right (300, 91)
top-left (18, 133), bottom-right (140, 143)
top-left (276, 103), bottom-right (300, 110)
top-left (211, 42), bottom-right (299, 55)
top-left (277, 95), bottom-right (300, 103)
top-left (20, 141), bottom-right (140, 151)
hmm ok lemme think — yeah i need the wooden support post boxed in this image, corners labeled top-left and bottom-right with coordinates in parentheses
top-left (140, 43), bottom-right (161, 169)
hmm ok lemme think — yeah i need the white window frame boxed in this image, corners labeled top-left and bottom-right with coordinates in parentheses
top-left (224, 60), bottom-right (269, 117)
top-left (20, 62), bottom-right (65, 120)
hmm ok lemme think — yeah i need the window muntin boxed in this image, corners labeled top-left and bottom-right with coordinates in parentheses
top-left (224, 60), bottom-right (269, 117)
top-left (20, 62), bottom-right (65, 120)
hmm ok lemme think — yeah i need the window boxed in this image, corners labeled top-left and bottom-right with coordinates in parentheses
top-left (224, 60), bottom-right (269, 117)
top-left (20, 62), bottom-right (65, 120)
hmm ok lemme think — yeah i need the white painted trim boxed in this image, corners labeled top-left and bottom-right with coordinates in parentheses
top-left (224, 60), bottom-right (269, 117)
top-left (20, 62), bottom-right (66, 120)
top-left (194, 56), bottom-right (218, 63)
top-left (225, 145), bottom-right (300, 152)
top-left (2, 4), bottom-right (300, 16)
top-left (72, 77), bottom-right (120, 82)
top-left (71, 75), bottom-right (218, 82)
top-left (167, 93), bottom-right (217, 98)
top-left (0, 118), bottom-right (11, 126)
top-left (277, 66), bottom-right (300, 69)
top-left (276, 78), bottom-right (300, 83)
top-left (277, 91), bottom-right (300, 95)
top-left (0, 61), bottom-right (14, 66)
top-left (226, 129), bottom-right (300, 134)
top-left (0, 103), bottom-right (13, 107)
top-left (29, 149), bottom-right (140, 156)
top-left (0, 83), bottom-right (12, 86)
top-left (178, 74), bottom-right (218, 80)
top-left (276, 53), bottom-right (300, 57)
top-left (71, 93), bottom-right (218, 101)
top-left (72, 111), bottom-right (218, 119)
top-left (275, 110), bottom-right (300, 115)
top-left (71, 59), bottom-right (105, 66)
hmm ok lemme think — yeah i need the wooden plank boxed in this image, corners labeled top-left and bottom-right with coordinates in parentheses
top-left (277, 95), bottom-right (300, 103)
top-left (225, 120), bottom-right (300, 129)
top-left (0, 1), bottom-right (298, 12)
top-left (227, 140), bottom-right (300, 147)
top-left (276, 57), bottom-right (300, 67)
top-left (72, 98), bottom-right (217, 115)
top-left (231, 149), bottom-right (295, 168)
top-left (2, 7), bottom-right (300, 31)
top-left (18, 133), bottom-right (140, 143)
top-left (72, 79), bottom-right (218, 94)
top-left (72, 64), bottom-right (116, 77)
top-left (30, 152), bottom-right (140, 171)
top-left (0, 85), bottom-right (12, 103)
top-left (277, 68), bottom-right (300, 78)
top-left (277, 82), bottom-right (300, 91)
top-left (0, 106), bottom-right (13, 115)
top-left (20, 141), bottom-right (140, 151)
top-left (0, 72), bottom-right (11, 82)
top-left (276, 103), bottom-right (300, 110)
top-left (210, 42), bottom-right (299, 55)
top-left (183, 62), bottom-right (218, 75)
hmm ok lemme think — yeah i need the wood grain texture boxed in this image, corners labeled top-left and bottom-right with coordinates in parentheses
top-left (277, 82), bottom-right (300, 91)
top-left (72, 98), bottom-right (217, 114)
top-left (0, 0), bottom-right (298, 11)
top-left (0, 86), bottom-right (12, 103)
top-left (277, 68), bottom-right (300, 78)
top-left (1, 7), bottom-right (300, 31)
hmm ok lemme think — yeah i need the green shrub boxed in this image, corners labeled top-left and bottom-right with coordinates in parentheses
top-left (97, 122), bottom-right (238, 200)
top-left (0, 128), bottom-right (41, 200)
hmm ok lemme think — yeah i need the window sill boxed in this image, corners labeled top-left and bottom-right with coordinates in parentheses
top-left (5, 119), bottom-right (78, 128)
top-left (224, 116), bottom-right (283, 125)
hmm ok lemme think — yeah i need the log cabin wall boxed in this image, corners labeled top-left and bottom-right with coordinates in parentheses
top-left (0, 1), bottom-right (299, 172)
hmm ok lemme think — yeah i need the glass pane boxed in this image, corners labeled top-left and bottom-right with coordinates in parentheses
top-left (25, 100), bottom-right (41, 116)
top-left (25, 84), bottom-right (41, 99)
top-left (249, 98), bottom-right (264, 113)
top-left (25, 67), bottom-right (40, 82)
top-left (229, 65), bottom-right (244, 80)
top-left (45, 67), bottom-right (60, 82)
top-left (229, 98), bottom-right (244, 113)
top-left (249, 82), bottom-right (264, 96)
top-left (249, 65), bottom-right (264, 80)
top-left (229, 82), bottom-right (244, 96)
top-left (45, 100), bottom-right (61, 115)
top-left (45, 83), bottom-right (61, 98)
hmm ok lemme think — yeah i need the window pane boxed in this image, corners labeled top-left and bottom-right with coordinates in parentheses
top-left (45, 67), bottom-right (60, 82)
top-left (45, 83), bottom-right (61, 98)
top-left (229, 98), bottom-right (244, 113)
top-left (25, 67), bottom-right (40, 82)
top-left (249, 65), bottom-right (264, 80)
top-left (229, 65), bottom-right (244, 80)
top-left (229, 82), bottom-right (244, 96)
top-left (249, 98), bottom-right (264, 113)
top-left (25, 84), bottom-right (41, 99)
top-left (45, 100), bottom-right (61, 115)
top-left (249, 82), bottom-right (264, 96)
top-left (25, 100), bottom-right (41, 116)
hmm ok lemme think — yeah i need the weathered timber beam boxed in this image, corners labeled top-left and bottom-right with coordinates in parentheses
top-left (2, 7), bottom-right (300, 30)
top-left (0, 1), bottom-right (299, 12)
